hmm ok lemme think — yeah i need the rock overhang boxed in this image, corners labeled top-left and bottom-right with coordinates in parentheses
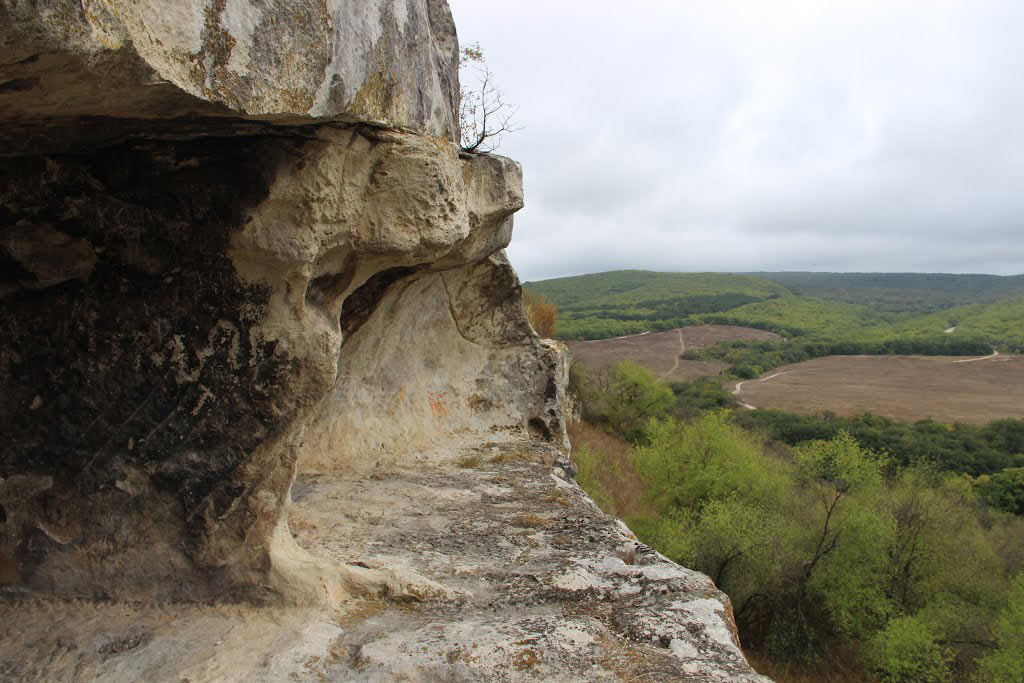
top-left (0, 1), bottom-right (769, 679)
top-left (0, 0), bottom-right (554, 606)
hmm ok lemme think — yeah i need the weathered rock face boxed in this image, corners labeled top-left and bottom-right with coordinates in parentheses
top-left (0, 1), bottom-right (768, 679)
top-left (0, 0), bottom-right (564, 604)
top-left (0, 0), bottom-right (459, 136)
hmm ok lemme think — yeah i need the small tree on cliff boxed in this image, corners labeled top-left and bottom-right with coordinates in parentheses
top-left (459, 43), bottom-right (522, 153)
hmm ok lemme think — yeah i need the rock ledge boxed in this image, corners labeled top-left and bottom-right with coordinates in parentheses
top-left (0, 441), bottom-right (768, 681)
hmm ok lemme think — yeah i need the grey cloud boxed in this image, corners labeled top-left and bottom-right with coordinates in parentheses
top-left (449, 0), bottom-right (1024, 281)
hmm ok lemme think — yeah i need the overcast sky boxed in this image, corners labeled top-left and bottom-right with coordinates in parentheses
top-left (447, 0), bottom-right (1024, 282)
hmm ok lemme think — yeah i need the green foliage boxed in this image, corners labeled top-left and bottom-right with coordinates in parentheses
top-left (870, 615), bottom-right (953, 682)
top-left (564, 311), bottom-right (1024, 679)
top-left (976, 572), bottom-right (1024, 682)
top-left (794, 431), bottom-right (884, 491)
top-left (697, 334), bottom-right (993, 380)
top-left (576, 361), bottom-right (674, 441)
top-left (977, 468), bottom-right (1024, 515)
top-left (633, 413), bottom-right (789, 513)
top-left (687, 497), bottom-right (785, 598)
top-left (695, 295), bottom-right (892, 338)
top-left (526, 271), bottom-right (1024, 367)
top-left (751, 272), bottom-right (1024, 313)
top-left (626, 513), bottom-right (695, 566)
top-left (525, 270), bottom-right (788, 309)
top-left (523, 271), bottom-right (789, 340)
top-left (588, 404), bottom-right (1023, 677)
top-left (734, 410), bottom-right (1024, 478)
top-left (792, 435), bottom-right (893, 638)
top-left (668, 376), bottom-right (737, 416)
top-left (895, 297), bottom-right (1024, 353)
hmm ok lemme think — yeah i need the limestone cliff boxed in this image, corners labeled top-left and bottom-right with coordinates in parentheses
top-left (0, 1), bottom-right (766, 679)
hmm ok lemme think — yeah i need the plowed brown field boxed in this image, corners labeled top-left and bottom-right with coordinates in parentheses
top-left (735, 354), bottom-right (1024, 424)
top-left (568, 325), bottom-right (782, 382)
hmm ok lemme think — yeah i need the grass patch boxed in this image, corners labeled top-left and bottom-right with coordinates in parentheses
top-left (491, 450), bottom-right (534, 464)
top-left (514, 513), bottom-right (555, 529)
top-left (456, 453), bottom-right (484, 468)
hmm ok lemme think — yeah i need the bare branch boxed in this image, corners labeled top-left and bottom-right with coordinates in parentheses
top-left (459, 44), bottom-right (522, 153)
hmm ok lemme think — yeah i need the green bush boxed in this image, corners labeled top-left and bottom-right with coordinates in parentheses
top-left (577, 361), bottom-right (673, 441)
top-left (870, 616), bottom-right (953, 682)
top-left (976, 573), bottom-right (1024, 682)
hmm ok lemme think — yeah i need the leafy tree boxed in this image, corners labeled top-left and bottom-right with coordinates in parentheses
top-left (633, 413), bottom-right (789, 514)
top-left (977, 468), bottom-right (1024, 515)
top-left (688, 497), bottom-right (788, 617)
top-left (668, 377), bottom-right (736, 417)
top-left (578, 361), bottom-right (673, 440)
top-left (793, 434), bottom-right (891, 638)
top-left (733, 409), bottom-right (1024, 482)
top-left (871, 615), bottom-right (953, 682)
top-left (975, 572), bottom-right (1024, 682)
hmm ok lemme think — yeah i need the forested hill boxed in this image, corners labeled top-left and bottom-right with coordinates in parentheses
top-left (525, 270), bottom-right (788, 307)
top-left (523, 271), bottom-right (790, 340)
top-left (749, 271), bottom-right (1024, 311)
top-left (523, 270), bottom-right (1024, 346)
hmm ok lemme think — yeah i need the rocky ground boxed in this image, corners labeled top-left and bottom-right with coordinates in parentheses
top-left (0, 441), bottom-right (768, 681)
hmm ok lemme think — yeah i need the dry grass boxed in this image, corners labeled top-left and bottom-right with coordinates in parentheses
top-left (545, 491), bottom-right (572, 507)
top-left (514, 513), bottom-right (555, 529)
top-left (490, 450), bottom-right (533, 464)
top-left (745, 650), bottom-right (875, 683)
top-left (615, 547), bottom-right (637, 565)
top-left (737, 354), bottom-right (1024, 424)
top-left (568, 421), bottom-right (656, 519)
top-left (524, 291), bottom-right (557, 338)
top-left (456, 453), bottom-right (483, 468)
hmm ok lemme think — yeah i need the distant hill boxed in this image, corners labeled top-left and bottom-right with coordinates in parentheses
top-left (523, 271), bottom-right (790, 340)
top-left (748, 272), bottom-right (1024, 312)
top-left (524, 270), bottom-right (1024, 347)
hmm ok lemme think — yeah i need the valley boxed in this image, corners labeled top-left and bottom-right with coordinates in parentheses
top-left (558, 271), bottom-right (1024, 680)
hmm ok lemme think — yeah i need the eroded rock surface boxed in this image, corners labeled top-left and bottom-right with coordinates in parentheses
top-left (0, 0), bottom-right (459, 136)
top-left (0, 445), bottom-right (768, 681)
top-left (0, 0), bottom-right (561, 606)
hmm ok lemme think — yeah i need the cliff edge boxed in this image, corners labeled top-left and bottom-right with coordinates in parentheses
top-left (0, 1), bottom-right (766, 679)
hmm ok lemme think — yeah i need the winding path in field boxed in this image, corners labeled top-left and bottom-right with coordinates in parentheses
top-left (658, 329), bottom-right (686, 380)
top-left (580, 330), bottom-right (650, 343)
top-left (732, 368), bottom-right (828, 410)
top-left (952, 350), bottom-right (999, 363)
top-left (733, 349), bottom-right (1002, 411)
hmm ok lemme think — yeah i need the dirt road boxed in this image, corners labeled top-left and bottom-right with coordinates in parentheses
top-left (732, 369), bottom-right (826, 410)
top-left (658, 329), bottom-right (686, 380)
top-left (569, 325), bottom-right (781, 383)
